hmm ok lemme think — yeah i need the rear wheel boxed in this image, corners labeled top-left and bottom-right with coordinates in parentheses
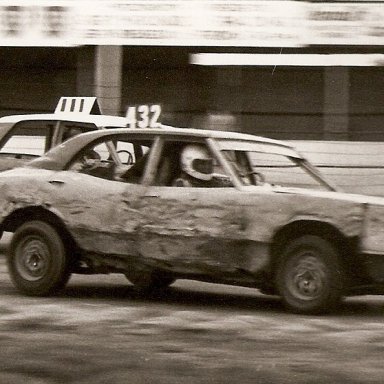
top-left (7, 221), bottom-right (71, 296)
top-left (275, 235), bottom-right (345, 314)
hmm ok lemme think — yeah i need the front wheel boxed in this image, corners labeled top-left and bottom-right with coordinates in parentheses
top-left (275, 235), bottom-right (345, 314)
top-left (7, 221), bottom-right (71, 296)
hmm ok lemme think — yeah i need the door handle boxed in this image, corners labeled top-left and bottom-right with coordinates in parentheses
top-left (49, 180), bottom-right (65, 186)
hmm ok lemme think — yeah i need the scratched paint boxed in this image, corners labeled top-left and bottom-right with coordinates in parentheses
top-left (0, 169), bottom-right (383, 278)
top-left (361, 205), bottom-right (384, 254)
top-left (0, 172), bottom-right (365, 276)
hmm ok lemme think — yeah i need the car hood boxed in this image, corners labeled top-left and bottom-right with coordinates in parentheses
top-left (243, 184), bottom-right (384, 206)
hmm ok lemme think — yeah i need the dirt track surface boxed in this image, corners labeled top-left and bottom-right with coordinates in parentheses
top-left (1, 234), bottom-right (384, 384)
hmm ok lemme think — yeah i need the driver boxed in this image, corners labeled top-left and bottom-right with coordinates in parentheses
top-left (173, 144), bottom-right (232, 187)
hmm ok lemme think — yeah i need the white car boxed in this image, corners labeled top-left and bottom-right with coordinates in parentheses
top-left (0, 96), bottom-right (129, 171)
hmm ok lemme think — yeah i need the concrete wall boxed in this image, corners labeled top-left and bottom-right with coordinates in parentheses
top-left (0, 68), bottom-right (77, 116)
top-left (291, 140), bottom-right (384, 197)
top-left (350, 68), bottom-right (384, 141)
top-left (0, 46), bottom-right (383, 142)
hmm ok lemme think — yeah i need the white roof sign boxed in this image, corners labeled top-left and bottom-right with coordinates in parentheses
top-left (54, 97), bottom-right (102, 115)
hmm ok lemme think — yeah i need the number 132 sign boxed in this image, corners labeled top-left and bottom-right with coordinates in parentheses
top-left (125, 104), bottom-right (161, 128)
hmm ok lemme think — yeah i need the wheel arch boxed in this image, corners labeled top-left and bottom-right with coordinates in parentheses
top-left (3, 206), bottom-right (79, 255)
top-left (270, 219), bottom-right (361, 280)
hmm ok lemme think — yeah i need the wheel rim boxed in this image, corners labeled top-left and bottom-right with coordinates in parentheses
top-left (14, 235), bottom-right (50, 281)
top-left (286, 252), bottom-right (328, 301)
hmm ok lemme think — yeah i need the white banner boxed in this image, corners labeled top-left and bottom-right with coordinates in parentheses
top-left (0, 3), bottom-right (75, 46)
top-left (306, 3), bottom-right (384, 46)
top-left (0, 1), bottom-right (382, 47)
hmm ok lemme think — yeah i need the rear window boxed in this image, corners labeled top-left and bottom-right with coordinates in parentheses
top-left (0, 121), bottom-right (55, 156)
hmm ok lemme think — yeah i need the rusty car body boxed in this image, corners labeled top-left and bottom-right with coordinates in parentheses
top-left (3, 127), bottom-right (384, 314)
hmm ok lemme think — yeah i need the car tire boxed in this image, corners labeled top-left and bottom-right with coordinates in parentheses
top-left (275, 235), bottom-right (345, 314)
top-left (125, 271), bottom-right (175, 293)
top-left (7, 220), bottom-right (71, 296)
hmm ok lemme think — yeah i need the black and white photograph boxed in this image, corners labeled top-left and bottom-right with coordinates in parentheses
top-left (0, 1), bottom-right (384, 383)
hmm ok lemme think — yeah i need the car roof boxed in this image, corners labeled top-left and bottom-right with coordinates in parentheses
top-left (28, 123), bottom-right (304, 171)
top-left (73, 124), bottom-right (295, 149)
top-left (0, 112), bottom-right (129, 127)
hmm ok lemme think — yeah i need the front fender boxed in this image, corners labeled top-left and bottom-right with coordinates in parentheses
top-left (242, 192), bottom-right (365, 243)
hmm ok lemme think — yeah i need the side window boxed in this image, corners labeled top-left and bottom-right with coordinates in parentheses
top-left (249, 152), bottom-right (327, 190)
top-left (154, 141), bottom-right (233, 188)
top-left (61, 122), bottom-right (97, 143)
top-left (0, 121), bottom-right (54, 157)
top-left (68, 136), bottom-right (152, 183)
top-left (222, 150), bottom-right (256, 186)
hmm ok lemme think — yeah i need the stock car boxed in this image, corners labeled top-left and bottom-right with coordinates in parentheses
top-left (0, 96), bottom-right (130, 171)
top-left (3, 126), bottom-right (384, 314)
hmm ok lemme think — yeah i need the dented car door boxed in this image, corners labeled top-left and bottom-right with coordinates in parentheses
top-left (136, 185), bottom-right (254, 276)
top-left (47, 171), bottom-right (148, 255)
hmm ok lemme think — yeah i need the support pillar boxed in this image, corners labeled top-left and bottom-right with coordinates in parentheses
top-left (76, 46), bottom-right (95, 97)
top-left (207, 67), bottom-right (242, 131)
top-left (94, 45), bottom-right (123, 116)
top-left (323, 67), bottom-right (350, 140)
top-left (76, 45), bottom-right (123, 116)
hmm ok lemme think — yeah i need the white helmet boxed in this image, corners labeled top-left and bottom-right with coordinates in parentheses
top-left (180, 144), bottom-right (213, 181)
